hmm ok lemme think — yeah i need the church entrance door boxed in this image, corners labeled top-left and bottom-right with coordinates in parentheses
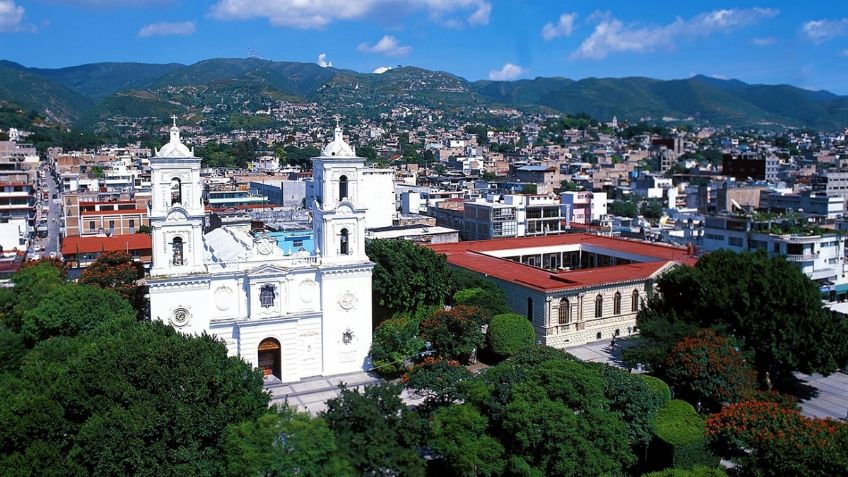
top-left (258, 338), bottom-right (281, 380)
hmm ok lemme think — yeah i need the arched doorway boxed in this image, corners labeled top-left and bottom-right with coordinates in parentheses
top-left (258, 338), bottom-right (281, 380)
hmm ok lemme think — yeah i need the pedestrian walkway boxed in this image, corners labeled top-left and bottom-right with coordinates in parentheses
top-left (266, 371), bottom-right (383, 414)
top-left (565, 337), bottom-right (637, 369)
top-left (796, 372), bottom-right (848, 420)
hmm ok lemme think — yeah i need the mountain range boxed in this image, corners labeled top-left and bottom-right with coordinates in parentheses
top-left (1, 58), bottom-right (847, 131)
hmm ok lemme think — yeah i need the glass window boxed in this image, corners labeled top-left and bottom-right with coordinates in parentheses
top-left (558, 298), bottom-right (570, 324)
top-left (595, 294), bottom-right (603, 318)
top-left (631, 290), bottom-right (639, 312)
top-left (527, 297), bottom-right (533, 321)
top-left (260, 285), bottom-right (276, 308)
top-left (613, 292), bottom-right (621, 315)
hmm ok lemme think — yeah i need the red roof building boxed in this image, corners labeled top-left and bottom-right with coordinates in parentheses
top-left (427, 233), bottom-right (697, 348)
top-left (61, 234), bottom-right (152, 270)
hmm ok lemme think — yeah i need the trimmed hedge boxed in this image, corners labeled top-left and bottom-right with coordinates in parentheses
top-left (650, 400), bottom-right (718, 470)
top-left (642, 466), bottom-right (729, 477)
top-left (640, 374), bottom-right (672, 404)
top-left (453, 286), bottom-right (509, 319)
top-left (487, 313), bottom-right (536, 359)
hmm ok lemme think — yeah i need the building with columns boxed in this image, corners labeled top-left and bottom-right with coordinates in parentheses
top-left (428, 235), bottom-right (696, 347)
top-left (147, 120), bottom-right (373, 382)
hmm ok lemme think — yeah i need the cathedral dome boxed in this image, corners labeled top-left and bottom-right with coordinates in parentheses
top-left (156, 117), bottom-right (195, 158)
top-left (321, 125), bottom-right (356, 158)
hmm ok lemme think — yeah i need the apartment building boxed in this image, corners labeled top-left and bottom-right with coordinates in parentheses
top-left (64, 195), bottom-right (149, 237)
top-left (461, 194), bottom-right (563, 240)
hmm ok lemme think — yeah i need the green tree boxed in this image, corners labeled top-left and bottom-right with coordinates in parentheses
top-left (609, 199), bottom-right (639, 218)
top-left (323, 383), bottom-right (426, 477)
top-left (223, 405), bottom-right (354, 477)
top-left (486, 313), bottom-right (536, 360)
top-left (629, 250), bottom-right (848, 387)
top-left (452, 286), bottom-right (509, 319)
top-left (137, 224), bottom-right (152, 235)
top-left (420, 305), bottom-right (486, 363)
top-left (0, 320), bottom-right (269, 476)
top-left (430, 404), bottom-right (505, 477)
top-left (665, 329), bottom-right (757, 410)
top-left (366, 239), bottom-right (454, 315)
top-left (369, 311), bottom-right (427, 378)
top-left (20, 284), bottom-right (136, 345)
top-left (403, 357), bottom-right (472, 410)
top-left (3, 260), bottom-right (64, 331)
top-left (640, 198), bottom-right (664, 220)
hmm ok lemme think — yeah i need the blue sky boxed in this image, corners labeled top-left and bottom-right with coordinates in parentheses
top-left (1, 1), bottom-right (847, 93)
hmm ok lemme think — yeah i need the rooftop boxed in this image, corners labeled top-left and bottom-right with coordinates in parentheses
top-left (428, 233), bottom-right (696, 293)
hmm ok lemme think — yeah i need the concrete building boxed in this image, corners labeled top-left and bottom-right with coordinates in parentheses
top-left (760, 191), bottom-right (843, 219)
top-left (722, 153), bottom-right (779, 182)
top-left (813, 170), bottom-right (848, 209)
top-left (700, 215), bottom-right (846, 288)
top-left (250, 180), bottom-right (307, 207)
top-left (429, 234), bottom-right (696, 347)
top-left (561, 191), bottom-right (608, 225)
top-left (147, 121), bottom-right (374, 383)
top-left (462, 194), bottom-right (563, 241)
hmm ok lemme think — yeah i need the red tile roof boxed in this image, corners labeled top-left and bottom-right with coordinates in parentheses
top-left (427, 233), bottom-right (697, 292)
top-left (61, 234), bottom-right (152, 255)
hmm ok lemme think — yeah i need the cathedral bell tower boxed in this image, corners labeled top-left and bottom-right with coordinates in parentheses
top-left (149, 116), bottom-right (205, 276)
top-left (311, 121), bottom-right (368, 264)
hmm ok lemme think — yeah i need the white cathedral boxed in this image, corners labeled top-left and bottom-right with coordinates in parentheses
top-left (147, 119), bottom-right (374, 382)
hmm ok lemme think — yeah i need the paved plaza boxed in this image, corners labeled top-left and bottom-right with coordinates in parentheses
top-left (266, 371), bottom-right (383, 414)
top-left (796, 372), bottom-right (848, 420)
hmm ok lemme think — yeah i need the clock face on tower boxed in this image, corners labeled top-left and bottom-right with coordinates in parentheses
top-left (257, 240), bottom-right (274, 255)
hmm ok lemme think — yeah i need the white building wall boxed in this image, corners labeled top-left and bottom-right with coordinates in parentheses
top-left (360, 168), bottom-right (395, 228)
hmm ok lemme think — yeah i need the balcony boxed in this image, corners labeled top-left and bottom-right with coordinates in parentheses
top-left (785, 253), bottom-right (817, 262)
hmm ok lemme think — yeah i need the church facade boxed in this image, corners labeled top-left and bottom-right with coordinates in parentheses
top-left (147, 120), bottom-right (374, 382)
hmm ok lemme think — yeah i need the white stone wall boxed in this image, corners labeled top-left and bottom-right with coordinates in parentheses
top-left (319, 266), bottom-right (374, 376)
top-left (360, 169), bottom-right (395, 229)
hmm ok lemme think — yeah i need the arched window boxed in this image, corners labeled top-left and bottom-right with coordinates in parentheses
top-left (172, 237), bottom-right (183, 265)
top-left (558, 298), bottom-right (570, 324)
top-left (340, 228), bottom-right (349, 255)
top-left (527, 297), bottom-right (533, 322)
top-left (613, 292), bottom-right (622, 315)
top-left (631, 290), bottom-right (639, 312)
top-left (595, 294), bottom-right (603, 318)
top-left (170, 178), bottom-right (182, 205)
top-left (339, 175), bottom-right (348, 201)
top-left (260, 284), bottom-right (276, 308)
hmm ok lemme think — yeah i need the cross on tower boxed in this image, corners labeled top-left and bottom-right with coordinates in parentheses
top-left (333, 114), bottom-right (341, 128)
top-left (171, 114), bottom-right (178, 127)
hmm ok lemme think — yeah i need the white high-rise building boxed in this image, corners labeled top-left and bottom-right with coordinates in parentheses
top-left (147, 119), bottom-right (374, 382)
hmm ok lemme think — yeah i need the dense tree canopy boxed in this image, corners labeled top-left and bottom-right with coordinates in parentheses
top-left (366, 239), bottom-right (454, 316)
top-left (419, 305), bottom-right (486, 363)
top-left (626, 250), bottom-right (848, 385)
top-left (322, 383), bottom-right (426, 477)
top-left (79, 251), bottom-right (145, 311)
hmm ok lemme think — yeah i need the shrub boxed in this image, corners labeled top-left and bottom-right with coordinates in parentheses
top-left (420, 305), bottom-right (485, 363)
top-left (487, 313), bottom-right (535, 360)
top-left (640, 374), bottom-right (672, 404)
top-left (650, 400), bottom-right (718, 470)
top-left (665, 329), bottom-right (756, 410)
top-left (705, 401), bottom-right (848, 477)
top-left (643, 466), bottom-right (729, 477)
top-left (369, 314), bottom-right (425, 378)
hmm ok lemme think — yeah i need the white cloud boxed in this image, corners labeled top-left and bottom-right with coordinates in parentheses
top-left (750, 36), bottom-right (776, 46)
top-left (801, 18), bottom-right (848, 44)
top-left (572, 7), bottom-right (779, 60)
top-left (358, 35), bottom-right (411, 57)
top-left (317, 53), bottom-right (332, 67)
top-left (208, 0), bottom-right (490, 29)
top-left (373, 66), bottom-right (393, 74)
top-left (542, 12), bottom-right (576, 41)
top-left (0, 0), bottom-right (25, 32)
top-left (138, 20), bottom-right (195, 38)
top-left (488, 63), bottom-right (524, 81)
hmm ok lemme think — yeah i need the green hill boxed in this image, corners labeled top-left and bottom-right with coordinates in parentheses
top-left (32, 62), bottom-right (184, 100)
top-left (0, 61), bottom-right (93, 124)
top-left (1, 57), bottom-right (847, 131)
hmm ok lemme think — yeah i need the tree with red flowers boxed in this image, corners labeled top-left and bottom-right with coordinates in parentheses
top-left (79, 251), bottom-right (145, 312)
top-left (705, 401), bottom-right (848, 477)
top-left (419, 305), bottom-right (485, 363)
top-left (664, 329), bottom-right (756, 410)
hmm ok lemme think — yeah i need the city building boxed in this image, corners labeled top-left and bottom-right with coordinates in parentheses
top-left (722, 153), bottom-right (779, 182)
top-left (560, 191), bottom-right (608, 225)
top-left (63, 196), bottom-right (149, 237)
top-left (146, 121), bottom-right (374, 383)
top-left (428, 234), bottom-right (696, 347)
top-left (700, 215), bottom-right (847, 292)
top-left (461, 194), bottom-right (563, 240)
top-left (250, 180), bottom-right (307, 207)
top-left (61, 234), bottom-right (153, 272)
